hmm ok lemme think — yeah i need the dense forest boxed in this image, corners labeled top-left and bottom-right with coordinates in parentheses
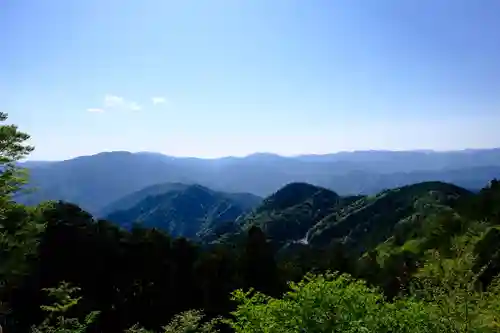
top-left (2, 112), bottom-right (500, 332)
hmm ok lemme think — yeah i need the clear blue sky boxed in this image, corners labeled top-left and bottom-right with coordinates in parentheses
top-left (2, 0), bottom-right (500, 160)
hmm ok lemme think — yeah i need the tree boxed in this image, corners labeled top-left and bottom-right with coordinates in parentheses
top-left (226, 272), bottom-right (447, 333)
top-left (31, 282), bottom-right (99, 333)
top-left (240, 226), bottom-right (280, 296)
top-left (0, 113), bottom-right (36, 329)
top-left (0, 112), bottom-right (34, 211)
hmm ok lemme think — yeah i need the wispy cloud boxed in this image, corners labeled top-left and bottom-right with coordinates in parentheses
top-left (104, 94), bottom-right (142, 111)
top-left (104, 94), bottom-right (124, 108)
top-left (128, 102), bottom-right (142, 111)
top-left (152, 96), bottom-right (167, 105)
top-left (87, 108), bottom-right (104, 113)
top-left (87, 94), bottom-right (142, 113)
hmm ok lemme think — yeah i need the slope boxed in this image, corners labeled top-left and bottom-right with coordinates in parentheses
top-left (98, 182), bottom-right (193, 217)
top-left (17, 152), bottom-right (196, 214)
top-left (307, 181), bottom-right (472, 253)
top-left (105, 184), bottom-right (261, 239)
top-left (237, 183), bottom-right (360, 243)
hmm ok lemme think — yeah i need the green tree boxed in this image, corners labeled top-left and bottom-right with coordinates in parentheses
top-left (240, 226), bottom-right (280, 296)
top-left (31, 282), bottom-right (99, 333)
top-left (412, 234), bottom-right (500, 332)
top-left (126, 310), bottom-right (220, 333)
top-left (0, 112), bottom-right (34, 213)
top-left (0, 113), bottom-right (37, 328)
top-left (226, 272), bottom-right (447, 333)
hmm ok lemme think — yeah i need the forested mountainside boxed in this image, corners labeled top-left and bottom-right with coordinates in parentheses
top-left (105, 184), bottom-right (261, 239)
top-left (17, 150), bottom-right (500, 214)
top-left (98, 182), bottom-right (195, 217)
top-left (307, 181), bottom-right (471, 250)
top-left (99, 182), bottom-right (261, 218)
top-left (222, 183), bottom-right (351, 244)
top-left (203, 181), bottom-right (472, 251)
top-left (98, 180), bottom-right (470, 250)
top-left (3, 113), bottom-right (500, 332)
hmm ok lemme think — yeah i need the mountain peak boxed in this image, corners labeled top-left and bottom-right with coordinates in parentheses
top-left (104, 184), bottom-right (261, 239)
top-left (258, 182), bottom-right (337, 213)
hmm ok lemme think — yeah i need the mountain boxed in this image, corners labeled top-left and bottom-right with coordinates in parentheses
top-left (104, 184), bottom-right (261, 239)
top-left (99, 182), bottom-right (261, 218)
top-left (17, 149), bottom-right (500, 214)
top-left (16, 152), bottom-right (199, 214)
top-left (307, 181), bottom-right (472, 253)
top-left (212, 181), bottom-right (471, 253)
top-left (237, 183), bottom-right (347, 243)
top-left (98, 182), bottom-right (193, 217)
top-left (322, 166), bottom-right (500, 194)
top-left (296, 149), bottom-right (500, 172)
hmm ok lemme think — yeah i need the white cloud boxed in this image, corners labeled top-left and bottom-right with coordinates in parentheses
top-left (128, 102), bottom-right (142, 111)
top-left (104, 94), bottom-right (142, 111)
top-left (87, 94), bottom-right (142, 113)
top-left (87, 108), bottom-right (104, 113)
top-left (152, 96), bottom-right (167, 105)
top-left (104, 94), bottom-right (125, 108)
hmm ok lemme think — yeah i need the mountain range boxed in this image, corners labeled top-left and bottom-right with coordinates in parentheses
top-left (16, 148), bottom-right (500, 215)
top-left (45, 174), bottom-right (472, 257)
top-left (199, 181), bottom-right (472, 253)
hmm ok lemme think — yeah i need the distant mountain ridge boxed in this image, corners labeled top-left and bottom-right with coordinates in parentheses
top-left (16, 148), bottom-right (500, 214)
top-left (25, 148), bottom-right (500, 170)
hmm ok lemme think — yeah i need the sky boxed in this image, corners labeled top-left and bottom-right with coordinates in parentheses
top-left (1, 0), bottom-right (500, 160)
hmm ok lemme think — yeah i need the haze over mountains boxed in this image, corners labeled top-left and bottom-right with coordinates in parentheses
top-left (17, 148), bottom-right (500, 215)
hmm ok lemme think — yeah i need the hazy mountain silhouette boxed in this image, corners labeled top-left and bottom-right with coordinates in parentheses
top-left (17, 149), bottom-right (500, 214)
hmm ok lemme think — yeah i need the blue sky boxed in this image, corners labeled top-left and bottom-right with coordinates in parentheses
top-left (2, 0), bottom-right (500, 160)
